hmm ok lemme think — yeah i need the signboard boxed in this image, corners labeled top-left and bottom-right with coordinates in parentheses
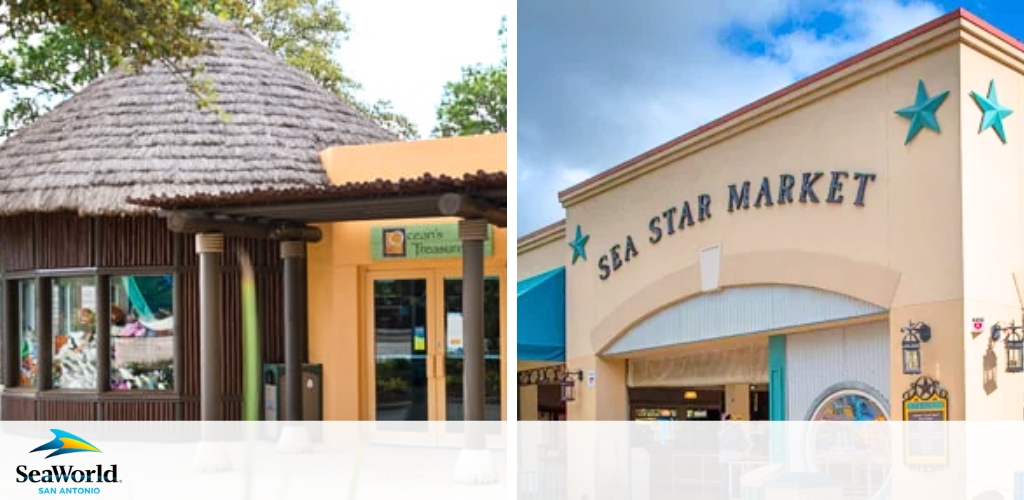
top-left (371, 223), bottom-right (494, 261)
top-left (970, 317), bottom-right (985, 337)
top-left (413, 326), bottom-right (426, 352)
top-left (587, 370), bottom-right (596, 388)
top-left (902, 376), bottom-right (949, 467)
top-left (594, 170), bottom-right (879, 281)
top-left (446, 313), bottom-right (464, 355)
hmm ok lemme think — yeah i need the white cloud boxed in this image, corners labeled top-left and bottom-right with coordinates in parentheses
top-left (335, 0), bottom-right (506, 137)
top-left (517, 0), bottom-right (945, 236)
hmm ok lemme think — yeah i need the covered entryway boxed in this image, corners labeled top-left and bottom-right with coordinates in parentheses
top-left (131, 171), bottom-right (506, 449)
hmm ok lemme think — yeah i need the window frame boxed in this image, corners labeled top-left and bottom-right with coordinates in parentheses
top-left (1, 266), bottom-right (179, 395)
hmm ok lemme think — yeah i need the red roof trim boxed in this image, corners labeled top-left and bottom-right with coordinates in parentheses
top-left (558, 8), bottom-right (1017, 201)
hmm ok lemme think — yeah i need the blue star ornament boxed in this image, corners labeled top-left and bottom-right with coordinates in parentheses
top-left (970, 79), bottom-right (1013, 144)
top-left (895, 79), bottom-right (950, 145)
top-left (568, 225), bottom-right (590, 265)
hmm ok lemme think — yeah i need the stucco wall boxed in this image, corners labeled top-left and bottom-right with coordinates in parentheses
top-left (786, 321), bottom-right (891, 419)
top-left (958, 42), bottom-right (1024, 419)
top-left (562, 41), bottom-right (966, 420)
top-left (309, 134), bottom-right (508, 422)
top-left (517, 230), bottom-right (565, 280)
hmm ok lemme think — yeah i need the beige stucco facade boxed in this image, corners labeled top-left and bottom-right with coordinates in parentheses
top-left (518, 13), bottom-right (1024, 425)
top-left (308, 134), bottom-right (507, 423)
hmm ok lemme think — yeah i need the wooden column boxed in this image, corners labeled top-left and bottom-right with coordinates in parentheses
top-left (95, 274), bottom-right (110, 420)
top-left (2, 279), bottom-right (17, 388)
top-left (281, 240), bottom-right (306, 421)
top-left (460, 219), bottom-right (488, 439)
top-left (37, 276), bottom-right (52, 391)
top-left (197, 233), bottom-right (224, 421)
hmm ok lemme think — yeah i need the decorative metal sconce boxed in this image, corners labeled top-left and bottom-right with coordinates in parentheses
top-left (901, 321), bottom-right (932, 375)
top-left (990, 316), bottom-right (1024, 373)
top-left (561, 369), bottom-right (584, 402)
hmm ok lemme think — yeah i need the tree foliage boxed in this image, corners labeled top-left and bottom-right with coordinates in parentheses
top-left (0, 0), bottom-right (418, 139)
top-left (433, 16), bottom-right (507, 137)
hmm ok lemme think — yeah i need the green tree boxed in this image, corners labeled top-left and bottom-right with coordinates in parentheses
top-left (0, 0), bottom-right (418, 139)
top-left (433, 16), bottom-right (507, 137)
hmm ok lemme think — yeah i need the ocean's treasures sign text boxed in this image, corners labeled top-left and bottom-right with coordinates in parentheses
top-left (595, 170), bottom-right (877, 280)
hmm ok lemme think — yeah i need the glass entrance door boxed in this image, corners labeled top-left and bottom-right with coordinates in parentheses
top-left (372, 279), bottom-right (430, 424)
top-left (367, 270), bottom-right (505, 446)
top-left (442, 276), bottom-right (502, 421)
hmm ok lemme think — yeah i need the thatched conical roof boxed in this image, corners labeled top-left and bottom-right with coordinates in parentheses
top-left (0, 16), bottom-right (396, 216)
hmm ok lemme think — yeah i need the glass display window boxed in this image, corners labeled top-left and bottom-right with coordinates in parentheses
top-left (51, 277), bottom-right (98, 389)
top-left (110, 275), bottom-right (174, 391)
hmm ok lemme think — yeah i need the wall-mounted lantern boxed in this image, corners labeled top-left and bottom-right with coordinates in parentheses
top-left (561, 369), bottom-right (584, 402)
top-left (990, 317), bottom-right (1024, 373)
top-left (901, 321), bottom-right (932, 375)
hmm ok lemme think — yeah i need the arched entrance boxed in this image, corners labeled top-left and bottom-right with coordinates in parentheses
top-left (602, 284), bottom-right (888, 422)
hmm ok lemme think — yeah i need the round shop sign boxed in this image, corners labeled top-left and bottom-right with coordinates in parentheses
top-left (806, 385), bottom-right (892, 500)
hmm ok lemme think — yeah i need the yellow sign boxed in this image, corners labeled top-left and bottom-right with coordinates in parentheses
top-left (902, 377), bottom-right (948, 467)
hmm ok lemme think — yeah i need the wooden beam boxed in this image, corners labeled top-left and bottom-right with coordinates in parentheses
top-left (438, 193), bottom-right (507, 227)
top-left (163, 212), bottom-right (322, 242)
top-left (269, 225), bottom-right (323, 243)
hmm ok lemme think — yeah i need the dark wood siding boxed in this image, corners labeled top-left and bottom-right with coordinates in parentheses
top-left (0, 215), bottom-right (36, 271)
top-left (98, 216), bottom-right (173, 268)
top-left (1, 393), bottom-right (37, 420)
top-left (0, 214), bottom-right (288, 421)
top-left (39, 213), bottom-right (94, 269)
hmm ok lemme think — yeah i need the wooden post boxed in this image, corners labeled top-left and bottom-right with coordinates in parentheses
top-left (453, 218), bottom-right (496, 484)
top-left (281, 240), bottom-right (305, 422)
top-left (196, 233), bottom-right (224, 421)
top-left (2, 280), bottom-right (17, 388)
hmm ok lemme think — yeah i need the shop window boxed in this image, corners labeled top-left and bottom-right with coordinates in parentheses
top-left (110, 275), bottom-right (174, 391)
top-left (52, 277), bottom-right (99, 389)
top-left (18, 280), bottom-right (37, 387)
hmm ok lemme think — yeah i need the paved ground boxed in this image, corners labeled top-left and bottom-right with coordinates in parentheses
top-left (1, 433), bottom-right (507, 500)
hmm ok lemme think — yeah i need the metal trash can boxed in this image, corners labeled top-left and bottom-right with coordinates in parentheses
top-left (263, 364), bottom-right (323, 440)
top-left (762, 472), bottom-right (842, 500)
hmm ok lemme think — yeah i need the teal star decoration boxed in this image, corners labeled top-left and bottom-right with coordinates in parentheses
top-left (970, 79), bottom-right (1013, 144)
top-left (895, 79), bottom-right (950, 145)
top-left (568, 225), bottom-right (590, 265)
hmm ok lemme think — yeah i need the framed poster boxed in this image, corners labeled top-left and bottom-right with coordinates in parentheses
top-left (902, 376), bottom-right (949, 467)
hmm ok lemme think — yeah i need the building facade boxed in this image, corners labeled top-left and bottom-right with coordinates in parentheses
top-left (310, 135), bottom-right (508, 423)
top-left (517, 9), bottom-right (1024, 423)
top-left (0, 16), bottom-right (508, 428)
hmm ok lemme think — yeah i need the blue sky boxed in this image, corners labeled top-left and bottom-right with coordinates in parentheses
top-left (517, 0), bottom-right (1024, 237)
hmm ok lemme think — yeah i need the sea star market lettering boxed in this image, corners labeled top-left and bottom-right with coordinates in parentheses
top-left (596, 171), bottom-right (877, 281)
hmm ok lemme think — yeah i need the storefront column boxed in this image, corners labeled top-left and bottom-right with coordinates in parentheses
top-left (2, 279), bottom-right (16, 389)
top-left (36, 276), bottom-right (52, 391)
top-left (278, 240), bottom-right (311, 453)
top-left (197, 233), bottom-right (224, 421)
top-left (454, 218), bottom-right (497, 484)
top-left (192, 232), bottom-right (230, 472)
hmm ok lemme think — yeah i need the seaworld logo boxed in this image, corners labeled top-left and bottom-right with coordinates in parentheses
top-left (15, 430), bottom-right (121, 490)
top-left (30, 430), bottom-right (101, 459)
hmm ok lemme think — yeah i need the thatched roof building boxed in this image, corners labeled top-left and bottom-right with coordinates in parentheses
top-left (0, 16), bottom-right (395, 216)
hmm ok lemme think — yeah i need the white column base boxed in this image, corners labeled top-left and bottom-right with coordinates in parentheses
top-left (277, 425), bottom-right (311, 454)
top-left (191, 440), bottom-right (232, 473)
top-left (453, 448), bottom-right (498, 485)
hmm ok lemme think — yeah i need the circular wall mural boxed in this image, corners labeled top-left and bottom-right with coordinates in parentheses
top-left (806, 385), bottom-right (892, 500)
top-left (811, 389), bottom-right (889, 421)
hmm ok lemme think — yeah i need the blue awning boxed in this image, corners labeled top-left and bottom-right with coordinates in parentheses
top-left (517, 267), bottom-right (566, 362)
